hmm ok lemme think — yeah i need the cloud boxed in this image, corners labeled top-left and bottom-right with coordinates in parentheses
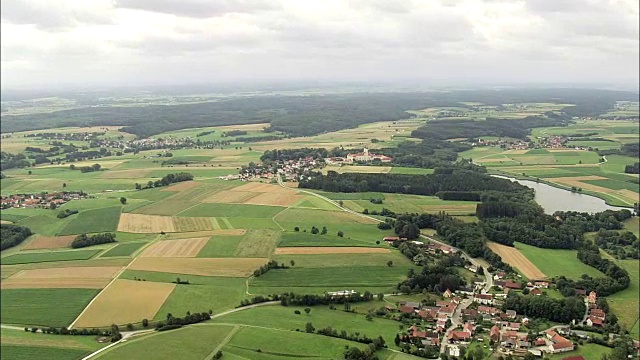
top-left (114, 0), bottom-right (280, 18)
top-left (0, 0), bottom-right (638, 89)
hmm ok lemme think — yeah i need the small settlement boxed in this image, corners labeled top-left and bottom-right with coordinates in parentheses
top-left (0, 191), bottom-right (87, 210)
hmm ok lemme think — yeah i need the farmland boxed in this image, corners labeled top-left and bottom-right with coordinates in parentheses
top-left (514, 242), bottom-right (605, 280)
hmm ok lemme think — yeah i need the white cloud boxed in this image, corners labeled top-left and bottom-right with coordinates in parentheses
top-left (1, 0), bottom-right (638, 89)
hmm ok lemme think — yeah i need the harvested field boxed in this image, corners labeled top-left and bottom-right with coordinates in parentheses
top-left (231, 182), bottom-right (293, 193)
top-left (1, 266), bottom-right (122, 289)
top-left (203, 191), bottom-right (259, 203)
top-left (173, 217), bottom-right (213, 232)
top-left (72, 279), bottom-right (175, 328)
top-left (550, 175), bottom-right (608, 182)
top-left (141, 237), bottom-right (209, 258)
top-left (128, 257), bottom-right (267, 277)
top-left (274, 247), bottom-right (391, 255)
top-left (162, 229), bottom-right (246, 240)
top-left (117, 213), bottom-right (176, 233)
top-left (100, 169), bottom-right (151, 179)
top-left (22, 235), bottom-right (76, 250)
top-left (487, 242), bottom-right (546, 279)
top-left (243, 192), bottom-right (304, 206)
top-left (0, 220), bottom-right (12, 224)
top-left (162, 181), bottom-right (201, 192)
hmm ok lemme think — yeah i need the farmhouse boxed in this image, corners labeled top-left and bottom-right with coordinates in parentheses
top-left (586, 316), bottom-right (603, 327)
top-left (588, 291), bottom-right (597, 305)
top-left (589, 308), bottom-right (606, 320)
top-left (473, 293), bottom-right (494, 305)
top-left (345, 148), bottom-right (392, 163)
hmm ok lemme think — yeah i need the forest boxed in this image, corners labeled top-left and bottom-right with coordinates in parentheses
top-left (299, 170), bottom-right (530, 196)
top-left (1, 89), bottom-right (635, 138)
top-left (595, 229), bottom-right (639, 259)
top-left (503, 292), bottom-right (586, 323)
top-left (71, 233), bottom-right (117, 248)
top-left (0, 224), bottom-right (32, 251)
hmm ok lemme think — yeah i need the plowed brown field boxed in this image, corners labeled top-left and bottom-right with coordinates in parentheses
top-left (140, 237), bottom-right (208, 257)
top-left (487, 242), bottom-right (546, 279)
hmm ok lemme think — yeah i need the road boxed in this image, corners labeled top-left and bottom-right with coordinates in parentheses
top-left (278, 176), bottom-right (495, 292)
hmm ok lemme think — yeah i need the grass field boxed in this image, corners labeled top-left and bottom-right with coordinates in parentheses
top-left (1, 288), bottom-right (99, 327)
top-left (196, 235), bottom-right (244, 257)
top-left (177, 203), bottom-right (284, 218)
top-left (0, 345), bottom-right (90, 360)
top-left (607, 260), bottom-right (640, 338)
top-left (546, 343), bottom-right (611, 359)
top-left (514, 242), bottom-right (604, 280)
top-left (58, 206), bottom-right (122, 235)
top-left (1, 249), bottom-right (100, 265)
top-left (100, 242), bottom-right (147, 257)
top-left (278, 231), bottom-right (384, 247)
top-left (95, 324), bottom-right (235, 360)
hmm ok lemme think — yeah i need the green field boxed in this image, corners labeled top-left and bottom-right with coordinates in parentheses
top-left (196, 235), bottom-right (244, 257)
top-left (96, 324), bottom-right (235, 360)
top-left (0, 345), bottom-right (89, 360)
top-left (546, 343), bottom-right (611, 359)
top-left (177, 203), bottom-right (284, 218)
top-left (119, 270), bottom-right (247, 317)
top-left (100, 242), bottom-right (146, 257)
top-left (1, 249), bottom-right (100, 265)
top-left (58, 206), bottom-right (121, 235)
top-left (1, 288), bottom-right (99, 327)
top-left (607, 260), bottom-right (640, 338)
top-left (278, 231), bottom-right (384, 247)
top-left (514, 242), bottom-right (604, 280)
top-left (389, 167), bottom-right (435, 175)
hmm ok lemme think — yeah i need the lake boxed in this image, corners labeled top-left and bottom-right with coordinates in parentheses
top-left (493, 175), bottom-right (630, 214)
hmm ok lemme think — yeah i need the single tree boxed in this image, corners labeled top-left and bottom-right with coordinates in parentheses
top-left (63, 183), bottom-right (67, 188)
top-left (387, 260), bottom-right (393, 267)
top-left (305, 322), bottom-right (314, 333)
top-left (304, 307), bottom-right (311, 315)
top-left (377, 293), bottom-right (384, 301)
top-left (142, 319), bottom-right (149, 327)
top-left (120, 197), bottom-right (127, 205)
top-left (290, 260), bottom-right (295, 267)
top-left (337, 230), bottom-right (344, 237)
top-left (294, 226), bottom-right (300, 232)
top-left (321, 226), bottom-right (327, 235)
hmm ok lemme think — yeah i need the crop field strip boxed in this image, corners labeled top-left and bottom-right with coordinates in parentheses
top-left (1, 266), bottom-right (123, 289)
top-left (20, 235), bottom-right (76, 250)
top-left (140, 237), bottom-right (209, 257)
top-left (128, 257), bottom-right (269, 277)
top-left (486, 241), bottom-right (546, 279)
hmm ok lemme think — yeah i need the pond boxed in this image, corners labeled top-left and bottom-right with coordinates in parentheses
top-left (492, 175), bottom-right (630, 214)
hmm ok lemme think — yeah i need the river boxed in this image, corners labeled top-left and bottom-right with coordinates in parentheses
top-left (492, 175), bottom-right (631, 214)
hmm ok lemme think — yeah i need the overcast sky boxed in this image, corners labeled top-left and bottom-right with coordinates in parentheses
top-left (1, 0), bottom-right (639, 90)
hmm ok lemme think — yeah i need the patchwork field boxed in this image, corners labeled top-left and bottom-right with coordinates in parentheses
top-left (486, 242), bottom-right (546, 279)
top-left (117, 213), bottom-right (176, 233)
top-left (128, 257), bottom-right (267, 277)
top-left (140, 237), bottom-right (209, 257)
top-left (274, 246), bottom-right (391, 255)
top-left (72, 279), bottom-right (175, 328)
top-left (1, 266), bottom-right (122, 289)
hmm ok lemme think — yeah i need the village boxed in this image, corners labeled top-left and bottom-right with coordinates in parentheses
top-left (0, 191), bottom-right (87, 210)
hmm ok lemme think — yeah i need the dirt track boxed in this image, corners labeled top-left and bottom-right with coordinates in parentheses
top-left (487, 242), bottom-right (546, 279)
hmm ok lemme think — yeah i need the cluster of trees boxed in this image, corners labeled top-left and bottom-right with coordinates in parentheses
top-left (411, 116), bottom-right (568, 140)
top-left (503, 292), bottom-right (586, 323)
top-left (574, 241), bottom-right (630, 296)
top-left (57, 209), bottom-right (79, 218)
top-left (237, 291), bottom-right (375, 308)
top-left (598, 143), bottom-right (640, 158)
top-left (595, 229), bottom-right (639, 259)
top-left (155, 311), bottom-right (211, 331)
top-left (196, 130), bottom-right (215, 137)
top-left (378, 139), bottom-right (472, 169)
top-left (299, 170), bottom-right (529, 196)
top-left (437, 191), bottom-right (481, 201)
top-left (31, 324), bottom-right (121, 342)
top-left (1, 152), bottom-right (30, 170)
top-left (136, 172), bottom-right (194, 189)
top-left (261, 148), bottom-right (332, 162)
top-left (252, 260), bottom-right (288, 277)
top-left (222, 130), bottom-right (248, 136)
top-left (0, 224), bottom-right (32, 251)
top-left (397, 256), bottom-right (467, 294)
top-left (624, 162), bottom-right (639, 174)
top-left (70, 163), bottom-right (102, 173)
top-left (71, 233), bottom-right (116, 248)
top-left (236, 135), bottom-right (282, 143)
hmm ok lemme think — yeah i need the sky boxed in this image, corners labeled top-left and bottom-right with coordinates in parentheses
top-left (1, 0), bottom-right (639, 90)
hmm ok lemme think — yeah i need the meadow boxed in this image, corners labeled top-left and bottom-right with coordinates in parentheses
top-left (514, 242), bottom-right (604, 280)
top-left (607, 260), bottom-right (640, 337)
top-left (100, 242), bottom-right (147, 257)
top-left (1, 249), bottom-right (101, 265)
top-left (1, 288), bottom-right (99, 327)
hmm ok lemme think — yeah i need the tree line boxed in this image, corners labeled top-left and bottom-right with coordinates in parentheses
top-left (135, 172), bottom-right (194, 189)
top-left (0, 224), bottom-right (32, 251)
top-left (57, 209), bottom-right (79, 218)
top-left (71, 233), bottom-right (116, 248)
top-left (155, 311), bottom-right (211, 331)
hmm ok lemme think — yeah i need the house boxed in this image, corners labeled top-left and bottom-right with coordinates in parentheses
top-left (587, 316), bottom-right (603, 327)
top-left (494, 280), bottom-right (506, 288)
top-left (535, 281), bottom-right (549, 288)
top-left (463, 323), bottom-right (474, 335)
top-left (383, 236), bottom-right (400, 244)
top-left (517, 340), bottom-right (531, 349)
top-left (462, 309), bottom-right (478, 319)
top-left (478, 305), bottom-right (501, 316)
top-left (590, 308), bottom-right (606, 320)
top-left (346, 148), bottom-right (392, 163)
top-left (400, 305), bottom-right (416, 314)
top-left (505, 322), bottom-right (521, 331)
top-left (505, 281), bottom-right (522, 290)
top-left (473, 293), bottom-right (494, 305)
top-left (457, 285), bottom-right (476, 296)
top-left (494, 272), bottom-right (506, 280)
top-left (443, 289), bottom-right (453, 298)
top-left (546, 329), bottom-right (558, 340)
top-left (530, 288), bottom-right (542, 296)
top-left (502, 330), bottom-right (518, 341)
top-left (447, 345), bottom-right (461, 357)
top-left (490, 325), bottom-right (501, 342)
top-left (534, 338), bottom-right (547, 346)
top-left (502, 338), bottom-right (516, 349)
top-left (550, 341), bottom-right (575, 353)
top-left (448, 331), bottom-right (471, 343)
top-left (400, 301), bottom-right (420, 309)
top-left (438, 304), bottom-right (456, 317)
top-left (588, 291), bottom-right (597, 304)
top-left (422, 336), bottom-right (440, 347)
top-left (506, 310), bottom-right (517, 319)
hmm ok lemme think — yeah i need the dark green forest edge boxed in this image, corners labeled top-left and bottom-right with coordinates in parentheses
top-left (1, 89), bottom-right (637, 137)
